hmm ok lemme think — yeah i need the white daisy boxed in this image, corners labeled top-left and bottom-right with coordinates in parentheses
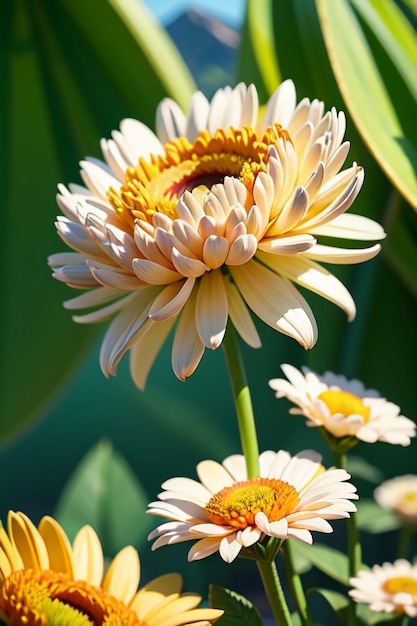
top-left (349, 559), bottom-right (417, 617)
top-left (269, 363), bottom-right (415, 445)
top-left (147, 449), bottom-right (358, 563)
top-left (49, 81), bottom-right (385, 388)
top-left (374, 475), bottom-right (417, 524)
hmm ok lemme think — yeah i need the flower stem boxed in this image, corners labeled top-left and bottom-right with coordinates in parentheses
top-left (222, 324), bottom-right (260, 478)
top-left (397, 525), bottom-right (413, 559)
top-left (257, 559), bottom-right (292, 626)
top-left (283, 541), bottom-right (313, 626)
top-left (334, 450), bottom-right (361, 626)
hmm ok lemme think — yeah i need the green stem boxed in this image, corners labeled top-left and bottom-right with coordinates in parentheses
top-left (397, 525), bottom-right (414, 559)
top-left (334, 450), bottom-right (361, 626)
top-left (283, 541), bottom-right (313, 626)
top-left (222, 324), bottom-right (260, 478)
top-left (257, 559), bottom-right (292, 626)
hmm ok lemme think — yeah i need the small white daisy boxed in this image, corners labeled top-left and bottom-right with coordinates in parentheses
top-left (374, 475), bottom-right (417, 524)
top-left (269, 363), bottom-right (415, 445)
top-left (147, 449), bottom-right (357, 563)
top-left (349, 559), bottom-right (417, 617)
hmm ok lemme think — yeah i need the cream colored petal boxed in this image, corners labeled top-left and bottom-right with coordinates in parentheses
top-left (72, 525), bottom-right (103, 585)
top-left (304, 243), bottom-right (382, 264)
top-left (134, 225), bottom-right (172, 267)
top-left (196, 460), bottom-right (234, 492)
top-left (130, 573), bottom-right (183, 618)
top-left (207, 86), bottom-right (231, 133)
top-left (102, 545), bottom-right (140, 603)
top-left (100, 137), bottom-right (129, 180)
top-left (267, 187), bottom-right (309, 237)
top-left (133, 258), bottom-right (181, 284)
top-left (171, 291), bottom-right (205, 381)
top-left (230, 260), bottom-right (317, 349)
top-left (195, 271), bottom-right (228, 349)
top-left (224, 279), bottom-right (261, 348)
top-left (225, 233), bottom-right (257, 265)
top-left (172, 219), bottom-right (204, 258)
top-left (56, 217), bottom-right (102, 258)
top-left (72, 293), bottom-right (136, 324)
top-left (258, 233), bottom-right (316, 255)
top-left (156, 98), bottom-right (186, 143)
top-left (161, 477), bottom-right (212, 504)
top-left (52, 264), bottom-right (98, 289)
top-left (130, 317), bottom-right (177, 389)
top-left (176, 190), bottom-right (205, 225)
top-left (202, 235), bottom-right (229, 268)
top-left (119, 118), bottom-right (163, 161)
top-left (148, 603), bottom-right (220, 626)
top-left (261, 79), bottom-right (297, 128)
top-left (64, 286), bottom-right (122, 311)
top-left (241, 83), bottom-right (259, 127)
top-left (149, 278), bottom-right (195, 321)
top-left (87, 260), bottom-right (142, 290)
top-left (219, 534), bottom-right (242, 563)
top-left (48, 251), bottom-right (86, 268)
top-left (99, 288), bottom-right (160, 376)
top-left (38, 516), bottom-right (74, 576)
top-left (80, 159), bottom-right (121, 200)
top-left (187, 537), bottom-right (222, 561)
top-left (172, 248), bottom-right (208, 277)
top-left (260, 252), bottom-right (356, 321)
top-left (185, 90), bottom-right (210, 141)
top-left (8, 512), bottom-right (49, 571)
top-left (309, 212), bottom-right (386, 241)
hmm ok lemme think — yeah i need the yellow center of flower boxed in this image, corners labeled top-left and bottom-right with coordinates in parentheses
top-left (204, 478), bottom-right (300, 529)
top-left (0, 569), bottom-right (140, 626)
top-left (383, 576), bottom-right (417, 596)
top-left (108, 124), bottom-right (289, 227)
top-left (318, 390), bottom-right (370, 422)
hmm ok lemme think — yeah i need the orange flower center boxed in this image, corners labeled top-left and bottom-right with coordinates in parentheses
top-left (318, 390), bottom-right (370, 422)
top-left (383, 576), bottom-right (417, 596)
top-left (107, 125), bottom-right (289, 228)
top-left (204, 478), bottom-right (300, 529)
top-left (0, 569), bottom-right (140, 626)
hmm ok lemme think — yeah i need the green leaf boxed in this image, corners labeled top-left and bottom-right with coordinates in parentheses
top-left (55, 440), bottom-right (152, 555)
top-left (383, 202), bottom-right (417, 300)
top-left (308, 588), bottom-right (350, 624)
top-left (347, 455), bottom-right (384, 484)
top-left (0, 0), bottom-right (195, 441)
top-left (356, 499), bottom-right (399, 533)
top-left (209, 584), bottom-right (263, 626)
top-left (315, 0), bottom-right (417, 210)
top-left (289, 541), bottom-right (352, 585)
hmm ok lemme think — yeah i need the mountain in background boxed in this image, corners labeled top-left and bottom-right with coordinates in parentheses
top-left (166, 8), bottom-right (240, 98)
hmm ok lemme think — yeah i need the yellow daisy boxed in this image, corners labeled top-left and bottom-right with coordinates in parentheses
top-left (374, 475), bottom-right (417, 525)
top-left (269, 363), bottom-right (415, 446)
top-left (349, 559), bottom-right (417, 617)
top-left (0, 511), bottom-right (223, 626)
top-left (147, 449), bottom-right (358, 563)
top-left (49, 80), bottom-right (385, 388)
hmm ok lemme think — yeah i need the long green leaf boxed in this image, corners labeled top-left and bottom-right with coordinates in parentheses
top-left (0, 0), bottom-right (195, 441)
top-left (316, 0), bottom-right (417, 210)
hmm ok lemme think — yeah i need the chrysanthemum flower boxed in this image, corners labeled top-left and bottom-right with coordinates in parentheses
top-left (269, 364), bottom-right (415, 446)
top-left (147, 449), bottom-right (358, 563)
top-left (0, 511), bottom-right (223, 625)
top-left (374, 475), bottom-right (417, 525)
top-left (349, 559), bottom-right (417, 617)
top-left (49, 80), bottom-right (385, 388)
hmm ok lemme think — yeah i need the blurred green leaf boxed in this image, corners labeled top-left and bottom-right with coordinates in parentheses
top-left (244, 0), bottom-right (281, 95)
top-left (307, 588), bottom-right (350, 624)
top-left (289, 541), bottom-right (353, 585)
top-left (356, 499), bottom-right (399, 533)
top-left (0, 0), bottom-right (195, 442)
top-left (315, 0), bottom-right (417, 209)
top-left (55, 440), bottom-right (152, 555)
top-left (209, 584), bottom-right (263, 626)
top-left (347, 455), bottom-right (384, 484)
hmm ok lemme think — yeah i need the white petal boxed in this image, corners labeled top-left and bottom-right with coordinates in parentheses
top-left (171, 291), bottom-right (204, 381)
top-left (195, 271), bottom-right (228, 349)
top-left (226, 234), bottom-right (258, 265)
top-left (197, 460), bottom-right (235, 493)
top-left (185, 91), bottom-right (210, 141)
top-left (156, 98), bottom-right (186, 143)
top-left (310, 212), bottom-right (386, 241)
top-left (171, 248), bottom-right (208, 277)
top-left (258, 233), bottom-right (316, 254)
top-left (219, 534), bottom-right (242, 563)
top-left (261, 79), bottom-right (297, 128)
top-left (119, 118), bottom-right (163, 161)
top-left (224, 279), bottom-right (261, 348)
top-left (148, 278), bottom-right (195, 321)
top-left (87, 260), bottom-right (141, 291)
top-left (129, 317), bottom-right (176, 389)
top-left (202, 235), bottom-right (230, 268)
top-left (304, 243), bottom-right (382, 264)
top-left (132, 258), bottom-right (181, 284)
top-left (230, 260), bottom-right (317, 349)
top-left (188, 537), bottom-right (222, 562)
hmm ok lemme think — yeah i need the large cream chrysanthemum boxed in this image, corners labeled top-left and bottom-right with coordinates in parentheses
top-left (0, 511), bottom-right (223, 625)
top-left (374, 475), bottom-right (417, 524)
top-left (269, 363), bottom-right (415, 445)
top-left (147, 449), bottom-right (358, 563)
top-left (49, 81), bottom-right (385, 388)
top-left (349, 559), bottom-right (417, 617)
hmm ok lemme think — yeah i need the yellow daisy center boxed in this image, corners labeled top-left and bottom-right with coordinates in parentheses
top-left (318, 390), bottom-right (370, 422)
top-left (204, 478), bottom-right (300, 529)
top-left (107, 124), bottom-right (289, 228)
top-left (383, 576), bottom-right (417, 596)
top-left (0, 569), bottom-right (140, 626)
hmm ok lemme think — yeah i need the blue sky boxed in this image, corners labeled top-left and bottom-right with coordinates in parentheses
top-left (143, 0), bottom-right (245, 28)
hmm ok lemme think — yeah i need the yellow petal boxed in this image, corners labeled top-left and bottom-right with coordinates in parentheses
top-left (103, 545), bottom-right (140, 603)
top-left (72, 525), bottom-right (103, 585)
top-left (8, 511), bottom-right (49, 570)
top-left (38, 516), bottom-right (74, 576)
